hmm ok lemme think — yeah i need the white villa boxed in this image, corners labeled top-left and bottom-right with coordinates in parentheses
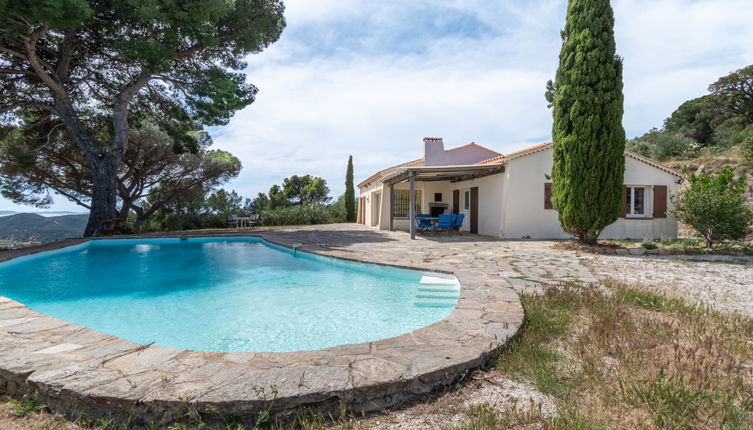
top-left (357, 137), bottom-right (685, 240)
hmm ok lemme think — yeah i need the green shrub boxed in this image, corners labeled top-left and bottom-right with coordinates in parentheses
top-left (732, 125), bottom-right (753, 164)
top-left (659, 238), bottom-right (702, 249)
top-left (671, 168), bottom-right (753, 248)
top-left (259, 203), bottom-right (342, 226)
top-left (640, 240), bottom-right (658, 250)
top-left (626, 130), bottom-right (701, 161)
top-left (626, 139), bottom-right (651, 157)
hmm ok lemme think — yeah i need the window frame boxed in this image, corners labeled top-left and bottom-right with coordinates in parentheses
top-left (463, 190), bottom-right (470, 210)
top-left (625, 186), bottom-right (650, 218)
top-left (391, 189), bottom-right (422, 218)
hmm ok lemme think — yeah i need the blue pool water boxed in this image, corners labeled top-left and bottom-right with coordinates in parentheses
top-left (0, 237), bottom-right (456, 352)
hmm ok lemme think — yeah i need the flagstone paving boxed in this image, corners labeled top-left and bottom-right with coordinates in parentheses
top-left (0, 224), bottom-right (596, 426)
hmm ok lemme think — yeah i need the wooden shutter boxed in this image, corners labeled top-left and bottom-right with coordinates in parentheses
top-left (653, 185), bottom-right (667, 218)
top-left (544, 183), bottom-right (553, 209)
top-left (621, 186), bottom-right (628, 218)
top-left (452, 189), bottom-right (460, 214)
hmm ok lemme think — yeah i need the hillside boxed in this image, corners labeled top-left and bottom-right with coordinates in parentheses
top-left (666, 145), bottom-right (753, 202)
top-left (665, 145), bottom-right (753, 239)
top-left (0, 213), bottom-right (88, 243)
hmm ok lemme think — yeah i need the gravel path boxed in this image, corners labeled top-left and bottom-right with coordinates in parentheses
top-left (581, 253), bottom-right (753, 317)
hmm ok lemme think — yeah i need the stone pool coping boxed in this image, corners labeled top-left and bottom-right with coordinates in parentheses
top-left (0, 232), bottom-right (523, 426)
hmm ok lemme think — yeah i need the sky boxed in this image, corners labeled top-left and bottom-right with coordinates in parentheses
top-left (2, 0), bottom-right (752, 213)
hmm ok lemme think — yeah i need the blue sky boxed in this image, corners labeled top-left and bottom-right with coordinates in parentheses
top-left (2, 0), bottom-right (752, 212)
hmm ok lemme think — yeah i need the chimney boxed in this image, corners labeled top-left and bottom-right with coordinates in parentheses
top-left (423, 137), bottom-right (444, 165)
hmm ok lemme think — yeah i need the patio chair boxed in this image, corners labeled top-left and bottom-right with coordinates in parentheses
top-left (248, 214), bottom-right (260, 229)
top-left (415, 216), bottom-right (434, 234)
top-left (227, 214), bottom-right (239, 229)
top-left (433, 214), bottom-right (454, 235)
top-left (453, 213), bottom-right (465, 231)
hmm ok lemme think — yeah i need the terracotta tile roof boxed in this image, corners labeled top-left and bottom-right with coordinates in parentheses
top-left (474, 141), bottom-right (552, 165)
top-left (475, 141), bottom-right (686, 179)
top-left (357, 158), bottom-right (424, 189)
top-left (624, 151), bottom-right (685, 178)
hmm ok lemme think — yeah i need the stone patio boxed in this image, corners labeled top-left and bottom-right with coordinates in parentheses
top-left (0, 224), bottom-right (594, 426)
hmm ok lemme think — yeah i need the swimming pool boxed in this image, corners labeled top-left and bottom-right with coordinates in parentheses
top-left (0, 237), bottom-right (458, 352)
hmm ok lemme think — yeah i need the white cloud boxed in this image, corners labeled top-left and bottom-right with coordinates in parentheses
top-left (2, 0), bottom-right (751, 211)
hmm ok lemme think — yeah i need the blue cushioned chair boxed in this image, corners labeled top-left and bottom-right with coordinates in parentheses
top-left (415, 216), bottom-right (434, 234)
top-left (434, 214), bottom-right (454, 235)
top-left (453, 213), bottom-right (465, 231)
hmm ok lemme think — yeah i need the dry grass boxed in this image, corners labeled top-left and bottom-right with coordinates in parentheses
top-left (478, 282), bottom-right (753, 429)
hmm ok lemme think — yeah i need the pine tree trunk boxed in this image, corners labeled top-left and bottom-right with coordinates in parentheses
top-left (134, 207), bottom-right (146, 232)
top-left (118, 200), bottom-right (131, 223)
top-left (84, 155), bottom-right (119, 237)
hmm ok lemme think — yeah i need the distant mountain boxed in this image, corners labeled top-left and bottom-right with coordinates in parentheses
top-left (0, 213), bottom-right (88, 243)
top-left (0, 210), bottom-right (87, 217)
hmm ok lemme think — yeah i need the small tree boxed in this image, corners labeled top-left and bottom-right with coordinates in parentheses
top-left (671, 168), bottom-right (753, 248)
top-left (706, 65), bottom-right (753, 130)
top-left (344, 155), bottom-right (356, 222)
top-left (282, 175), bottom-right (331, 205)
top-left (663, 96), bottom-right (716, 145)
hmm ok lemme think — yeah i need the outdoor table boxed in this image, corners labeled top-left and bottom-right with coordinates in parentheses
top-left (236, 216), bottom-right (251, 228)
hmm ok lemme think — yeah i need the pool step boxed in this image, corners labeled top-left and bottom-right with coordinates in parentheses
top-left (416, 291), bottom-right (460, 299)
top-left (419, 275), bottom-right (459, 285)
top-left (414, 298), bottom-right (458, 308)
top-left (415, 274), bottom-right (460, 307)
top-left (418, 285), bottom-right (460, 293)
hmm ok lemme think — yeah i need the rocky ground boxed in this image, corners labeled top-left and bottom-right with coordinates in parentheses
top-left (581, 253), bottom-right (753, 317)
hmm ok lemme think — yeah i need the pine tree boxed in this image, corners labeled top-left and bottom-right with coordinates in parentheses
top-left (345, 155), bottom-right (356, 222)
top-left (546, 0), bottom-right (625, 244)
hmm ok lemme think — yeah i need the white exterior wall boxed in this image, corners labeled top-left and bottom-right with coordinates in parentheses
top-left (360, 181), bottom-right (386, 228)
top-left (500, 149), bottom-right (680, 240)
top-left (449, 175), bottom-right (505, 237)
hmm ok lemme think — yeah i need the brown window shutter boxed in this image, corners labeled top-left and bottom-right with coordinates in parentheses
top-left (653, 185), bottom-right (667, 218)
top-left (621, 186), bottom-right (628, 218)
top-left (452, 189), bottom-right (460, 214)
top-left (544, 183), bottom-right (553, 209)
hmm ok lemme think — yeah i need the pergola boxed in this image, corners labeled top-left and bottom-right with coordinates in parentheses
top-left (382, 164), bottom-right (505, 239)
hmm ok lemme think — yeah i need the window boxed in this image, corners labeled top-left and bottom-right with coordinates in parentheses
top-left (392, 190), bottom-right (422, 217)
top-left (625, 186), bottom-right (648, 217)
top-left (464, 190), bottom-right (470, 210)
top-left (434, 192), bottom-right (442, 202)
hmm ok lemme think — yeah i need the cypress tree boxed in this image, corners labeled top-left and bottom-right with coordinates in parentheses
top-left (345, 155), bottom-right (356, 222)
top-left (546, 0), bottom-right (625, 244)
